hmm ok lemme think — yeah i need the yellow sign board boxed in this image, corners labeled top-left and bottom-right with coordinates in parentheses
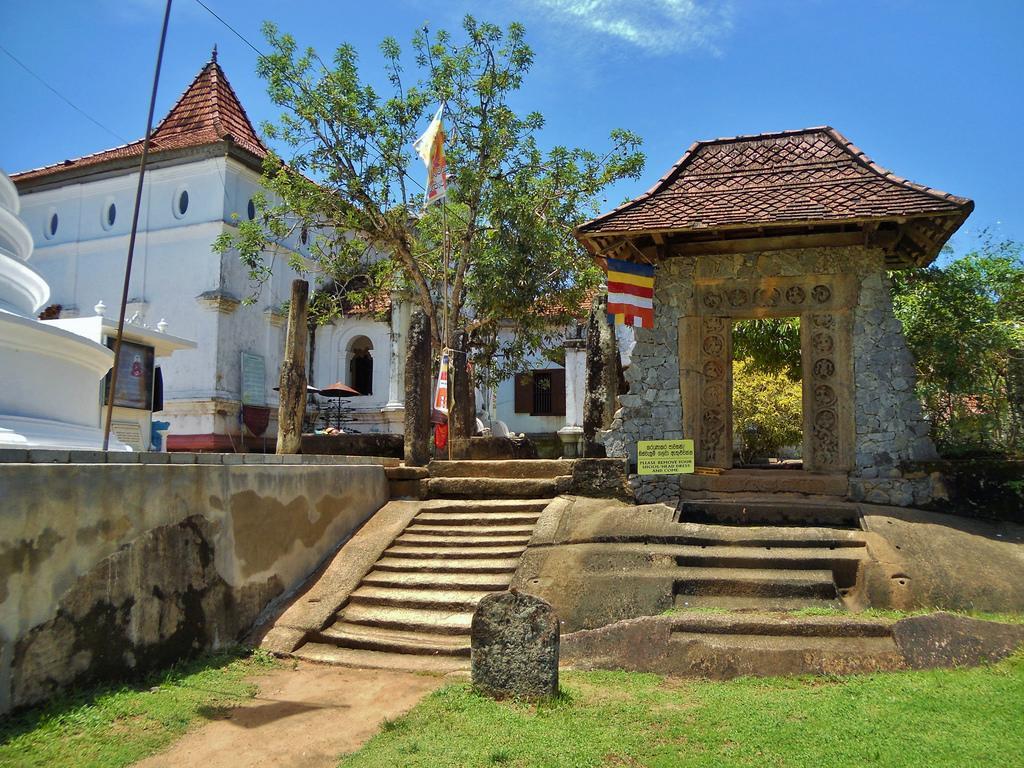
top-left (637, 439), bottom-right (695, 475)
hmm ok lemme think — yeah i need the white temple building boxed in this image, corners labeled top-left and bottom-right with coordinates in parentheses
top-left (10, 52), bottom-right (593, 454)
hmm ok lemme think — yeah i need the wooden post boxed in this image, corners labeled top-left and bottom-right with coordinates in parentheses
top-left (404, 310), bottom-right (432, 466)
top-left (277, 279), bottom-right (309, 455)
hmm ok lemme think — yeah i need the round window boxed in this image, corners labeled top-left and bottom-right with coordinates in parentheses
top-left (247, 198), bottom-right (256, 221)
top-left (177, 189), bottom-right (189, 216)
top-left (300, 226), bottom-right (308, 245)
top-left (106, 202), bottom-right (116, 228)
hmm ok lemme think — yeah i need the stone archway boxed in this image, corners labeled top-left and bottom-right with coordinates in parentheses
top-left (680, 272), bottom-right (856, 473)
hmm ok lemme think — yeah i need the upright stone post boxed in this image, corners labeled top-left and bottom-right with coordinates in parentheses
top-left (471, 590), bottom-right (559, 700)
top-left (448, 330), bottom-right (473, 459)
top-left (404, 310), bottom-right (432, 466)
top-left (276, 279), bottom-right (309, 455)
top-left (583, 295), bottom-right (618, 456)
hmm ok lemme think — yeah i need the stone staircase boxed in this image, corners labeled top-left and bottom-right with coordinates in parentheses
top-left (425, 459), bottom-right (574, 499)
top-left (297, 493), bottom-right (555, 671)
top-left (667, 610), bottom-right (904, 676)
top-left (671, 500), bottom-right (868, 612)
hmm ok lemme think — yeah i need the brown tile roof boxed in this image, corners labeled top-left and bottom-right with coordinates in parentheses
top-left (577, 127), bottom-right (972, 236)
top-left (12, 54), bottom-right (267, 184)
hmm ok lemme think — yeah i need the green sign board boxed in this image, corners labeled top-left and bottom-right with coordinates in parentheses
top-left (637, 439), bottom-right (695, 475)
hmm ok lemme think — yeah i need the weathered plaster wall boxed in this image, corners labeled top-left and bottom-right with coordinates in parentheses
top-left (0, 461), bottom-right (388, 712)
top-left (600, 246), bottom-right (937, 505)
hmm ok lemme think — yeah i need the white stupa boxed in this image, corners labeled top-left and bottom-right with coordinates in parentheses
top-left (0, 170), bottom-right (129, 450)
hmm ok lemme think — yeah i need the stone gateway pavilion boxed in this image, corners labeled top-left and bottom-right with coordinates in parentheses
top-left (576, 127), bottom-right (974, 506)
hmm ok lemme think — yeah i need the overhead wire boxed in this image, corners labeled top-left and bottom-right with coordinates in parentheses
top-left (0, 42), bottom-right (129, 144)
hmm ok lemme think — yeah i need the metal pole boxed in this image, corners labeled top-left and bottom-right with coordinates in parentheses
top-left (103, 0), bottom-right (173, 450)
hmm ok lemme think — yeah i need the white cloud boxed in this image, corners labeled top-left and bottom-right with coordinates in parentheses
top-left (528, 0), bottom-right (733, 55)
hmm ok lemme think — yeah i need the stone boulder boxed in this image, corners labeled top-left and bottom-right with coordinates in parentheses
top-left (471, 590), bottom-right (559, 700)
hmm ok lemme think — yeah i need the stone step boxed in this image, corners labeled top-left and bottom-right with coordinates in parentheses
top-left (429, 459), bottom-right (575, 479)
top-left (295, 641), bottom-right (468, 672)
top-left (665, 631), bottom-right (902, 677)
top-left (413, 511), bottom-right (542, 526)
top-left (319, 621), bottom-right (472, 656)
top-left (420, 500), bottom-right (552, 515)
top-left (673, 594), bottom-right (845, 612)
top-left (386, 544), bottom-right (529, 560)
top-left (395, 533), bottom-right (533, 548)
top-left (662, 525), bottom-right (867, 549)
top-left (673, 546), bottom-right (862, 588)
top-left (678, 499), bottom-right (860, 527)
top-left (349, 585), bottom-right (497, 611)
top-left (427, 477), bottom-right (557, 499)
top-left (674, 567), bottom-right (838, 599)
top-left (404, 523), bottom-right (537, 537)
top-left (373, 556), bottom-right (521, 573)
top-left (361, 570), bottom-right (514, 590)
top-left (679, 471), bottom-right (848, 497)
top-left (340, 603), bottom-right (474, 634)
top-left (669, 612), bottom-right (892, 638)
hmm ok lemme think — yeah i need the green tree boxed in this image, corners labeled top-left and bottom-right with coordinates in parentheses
top-left (732, 317), bottom-right (802, 380)
top-left (732, 358), bottom-right (803, 463)
top-left (892, 237), bottom-right (1024, 455)
top-left (215, 17), bottom-right (644, 379)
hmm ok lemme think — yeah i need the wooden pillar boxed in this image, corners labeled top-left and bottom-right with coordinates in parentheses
top-left (404, 310), bottom-right (432, 466)
top-left (448, 330), bottom-right (473, 460)
top-left (276, 279), bottom-right (309, 455)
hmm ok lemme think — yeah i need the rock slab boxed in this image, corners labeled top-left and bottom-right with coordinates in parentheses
top-left (471, 591), bottom-right (559, 700)
top-left (892, 612), bottom-right (1024, 669)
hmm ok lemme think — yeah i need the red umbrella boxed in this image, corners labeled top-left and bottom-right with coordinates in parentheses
top-left (318, 381), bottom-right (361, 397)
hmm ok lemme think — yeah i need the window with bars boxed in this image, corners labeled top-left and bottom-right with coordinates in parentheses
top-left (514, 369), bottom-right (566, 416)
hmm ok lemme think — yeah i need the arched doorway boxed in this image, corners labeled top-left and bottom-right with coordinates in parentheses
top-left (347, 336), bottom-right (373, 396)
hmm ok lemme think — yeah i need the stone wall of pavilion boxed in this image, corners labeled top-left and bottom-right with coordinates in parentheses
top-left (598, 246), bottom-right (940, 506)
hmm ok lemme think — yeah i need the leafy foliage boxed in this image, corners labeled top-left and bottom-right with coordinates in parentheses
top-left (732, 317), bottom-right (802, 380)
top-left (214, 17), bottom-right (644, 379)
top-left (732, 357), bottom-right (803, 462)
top-left (892, 238), bottom-right (1024, 456)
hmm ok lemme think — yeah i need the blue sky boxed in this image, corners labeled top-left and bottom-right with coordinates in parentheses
top-left (1, 0), bottom-right (1021, 254)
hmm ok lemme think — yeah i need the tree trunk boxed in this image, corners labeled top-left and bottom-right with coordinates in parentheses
top-left (404, 309), bottom-right (433, 466)
top-left (448, 330), bottom-right (474, 459)
top-left (583, 295), bottom-right (618, 457)
top-left (277, 279), bottom-right (309, 454)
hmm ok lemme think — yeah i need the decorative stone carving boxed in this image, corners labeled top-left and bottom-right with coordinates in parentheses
top-left (702, 290), bottom-right (722, 309)
top-left (702, 335), bottom-right (724, 356)
top-left (726, 288), bottom-right (748, 307)
top-left (754, 287), bottom-right (781, 307)
top-left (812, 284), bottom-right (832, 303)
top-left (813, 358), bottom-right (835, 378)
top-left (785, 285), bottom-right (806, 304)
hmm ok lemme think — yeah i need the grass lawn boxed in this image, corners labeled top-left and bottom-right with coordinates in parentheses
top-left (0, 647), bottom-right (277, 768)
top-left (340, 651), bottom-right (1024, 768)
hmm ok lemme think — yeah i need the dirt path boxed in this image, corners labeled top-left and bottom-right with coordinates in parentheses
top-left (134, 662), bottom-right (445, 768)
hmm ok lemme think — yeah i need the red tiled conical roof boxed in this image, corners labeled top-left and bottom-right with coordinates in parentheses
top-left (13, 53), bottom-right (267, 184)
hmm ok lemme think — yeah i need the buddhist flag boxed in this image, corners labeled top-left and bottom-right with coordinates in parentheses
top-left (606, 256), bottom-right (655, 328)
top-left (413, 105), bottom-right (447, 206)
top-left (432, 351), bottom-right (449, 414)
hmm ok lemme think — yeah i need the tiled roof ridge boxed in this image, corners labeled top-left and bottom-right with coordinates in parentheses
top-left (578, 126), bottom-right (971, 235)
top-left (12, 54), bottom-right (266, 183)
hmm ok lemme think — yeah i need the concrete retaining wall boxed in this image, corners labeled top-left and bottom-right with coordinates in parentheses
top-left (0, 459), bottom-right (389, 713)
